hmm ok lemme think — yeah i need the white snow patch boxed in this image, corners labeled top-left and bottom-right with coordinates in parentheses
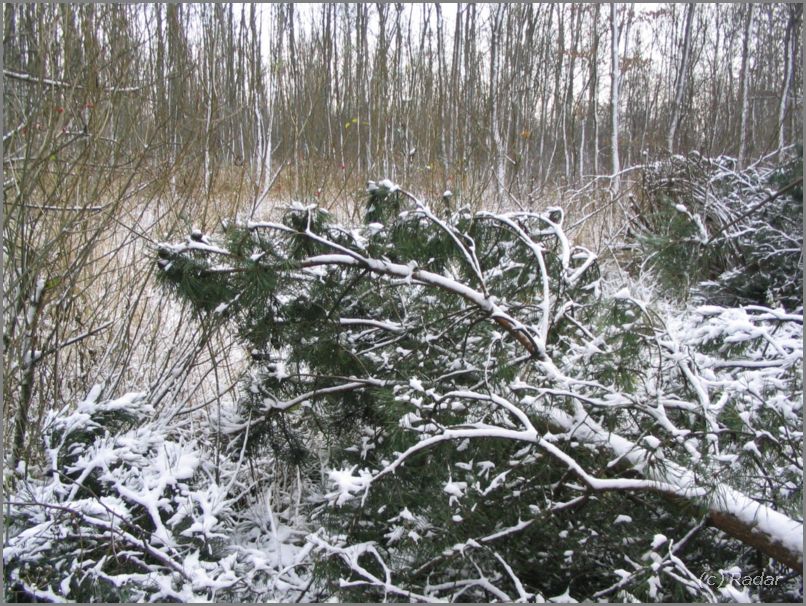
top-left (326, 466), bottom-right (373, 506)
top-left (443, 480), bottom-right (468, 506)
top-left (378, 178), bottom-right (399, 193)
top-left (409, 377), bottom-right (425, 392)
top-left (651, 534), bottom-right (668, 549)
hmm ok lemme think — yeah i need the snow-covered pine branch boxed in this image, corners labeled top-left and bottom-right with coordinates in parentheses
top-left (4, 388), bottom-right (312, 602)
top-left (153, 181), bottom-right (802, 601)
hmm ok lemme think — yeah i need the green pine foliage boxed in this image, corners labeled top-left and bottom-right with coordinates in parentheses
top-left (631, 151), bottom-right (803, 310)
top-left (6, 175), bottom-right (800, 602)
top-left (365, 180), bottom-right (404, 225)
top-left (150, 180), bottom-right (801, 601)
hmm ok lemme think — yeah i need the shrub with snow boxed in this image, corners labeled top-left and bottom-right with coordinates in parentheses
top-left (3, 388), bottom-right (311, 602)
top-left (629, 150), bottom-right (803, 310)
top-left (154, 181), bottom-right (802, 602)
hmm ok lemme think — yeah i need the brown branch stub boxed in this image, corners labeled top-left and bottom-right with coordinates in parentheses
top-left (708, 510), bottom-right (803, 572)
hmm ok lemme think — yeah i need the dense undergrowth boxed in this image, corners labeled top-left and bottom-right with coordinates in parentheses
top-left (4, 152), bottom-right (803, 602)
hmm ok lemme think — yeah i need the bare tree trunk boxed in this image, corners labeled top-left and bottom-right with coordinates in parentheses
top-left (449, 4), bottom-right (463, 170)
top-left (490, 5), bottom-right (505, 196)
top-left (546, 4), bottom-right (564, 184)
top-left (252, 4), bottom-right (275, 217)
top-left (435, 4), bottom-right (449, 179)
top-left (737, 4), bottom-right (753, 168)
top-left (667, 3), bottom-right (695, 154)
top-left (11, 277), bottom-right (46, 470)
top-left (619, 6), bottom-right (634, 168)
top-left (778, 4), bottom-right (800, 153)
top-left (609, 3), bottom-right (620, 194)
top-left (155, 5), bottom-right (166, 127)
top-left (203, 6), bottom-right (216, 196)
top-left (563, 5), bottom-right (580, 183)
top-left (585, 5), bottom-right (600, 179)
